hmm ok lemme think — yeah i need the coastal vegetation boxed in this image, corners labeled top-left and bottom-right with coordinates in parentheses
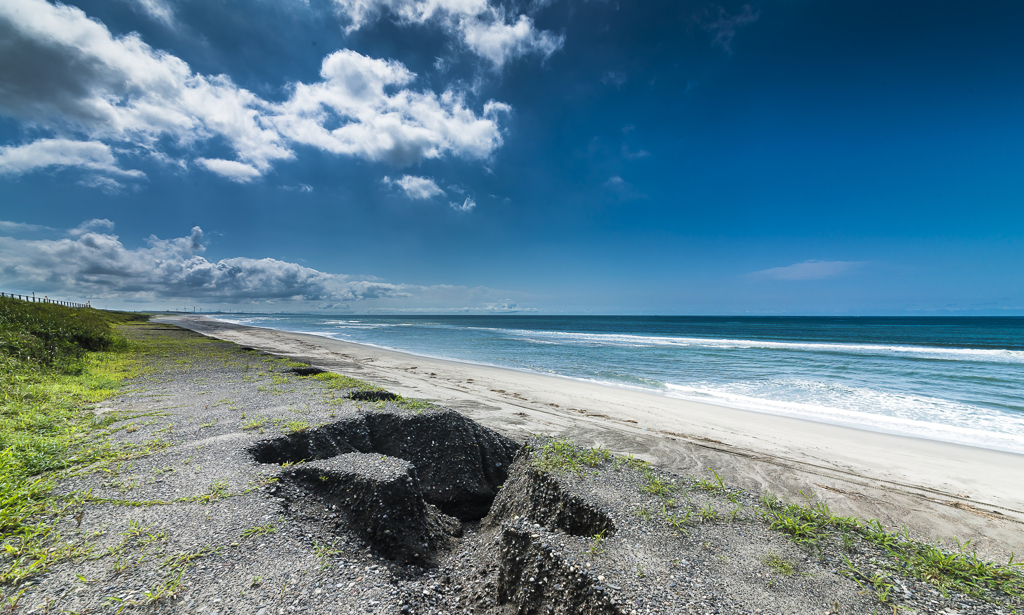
top-left (760, 491), bottom-right (1024, 608)
top-left (0, 298), bottom-right (149, 588)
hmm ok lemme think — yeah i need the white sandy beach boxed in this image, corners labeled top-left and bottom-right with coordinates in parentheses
top-left (160, 315), bottom-right (1024, 560)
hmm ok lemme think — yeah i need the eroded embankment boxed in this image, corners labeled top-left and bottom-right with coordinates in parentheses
top-left (248, 409), bottom-right (629, 613)
top-left (249, 406), bottom-right (519, 520)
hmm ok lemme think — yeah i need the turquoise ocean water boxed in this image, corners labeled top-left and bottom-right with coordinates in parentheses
top-left (212, 315), bottom-right (1024, 454)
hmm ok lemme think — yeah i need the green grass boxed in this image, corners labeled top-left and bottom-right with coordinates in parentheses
top-left (694, 468), bottom-right (727, 493)
top-left (762, 552), bottom-right (797, 576)
top-left (313, 539), bottom-right (343, 570)
top-left (396, 397), bottom-right (437, 412)
top-left (531, 437), bottom-right (611, 477)
top-left (241, 416), bottom-right (267, 430)
top-left (760, 490), bottom-right (860, 549)
top-left (0, 298), bottom-right (143, 370)
top-left (613, 453), bottom-right (650, 471)
top-left (641, 468), bottom-right (677, 498)
top-left (282, 420), bottom-right (309, 433)
top-left (305, 371), bottom-right (381, 391)
top-left (0, 300), bottom-right (153, 586)
top-left (240, 523), bottom-right (277, 539)
top-left (663, 509), bottom-right (693, 534)
top-left (760, 490), bottom-right (1024, 608)
top-left (699, 503), bottom-right (720, 523)
top-left (588, 529), bottom-right (608, 557)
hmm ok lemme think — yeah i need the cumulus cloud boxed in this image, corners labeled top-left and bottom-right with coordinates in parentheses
top-left (700, 4), bottom-right (760, 55)
top-left (0, 219), bottom-right (526, 310)
top-left (460, 12), bottom-right (563, 68)
top-left (450, 197), bottom-right (476, 212)
top-left (0, 0), bottom-right (508, 185)
top-left (752, 260), bottom-right (869, 281)
top-left (0, 222), bottom-right (403, 303)
top-left (383, 174), bottom-right (445, 199)
top-left (332, 0), bottom-right (563, 69)
top-left (271, 50), bottom-right (509, 165)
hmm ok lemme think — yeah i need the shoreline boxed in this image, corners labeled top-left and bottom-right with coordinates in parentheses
top-left (160, 315), bottom-right (1024, 559)
top-left (204, 314), bottom-right (1024, 456)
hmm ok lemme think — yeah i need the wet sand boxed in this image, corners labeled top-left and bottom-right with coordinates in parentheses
top-left (159, 315), bottom-right (1024, 560)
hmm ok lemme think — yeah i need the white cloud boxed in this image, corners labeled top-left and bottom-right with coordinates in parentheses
top-left (601, 71), bottom-right (627, 87)
top-left (450, 197), bottom-right (475, 212)
top-left (383, 174), bottom-right (445, 199)
top-left (483, 300), bottom-right (534, 312)
top-left (77, 175), bottom-right (131, 193)
top-left (0, 220), bottom-right (53, 233)
top-left (752, 260), bottom-right (869, 281)
top-left (700, 4), bottom-right (760, 55)
top-left (0, 219), bottom-right (526, 310)
top-left (332, 0), bottom-right (564, 69)
top-left (195, 158), bottom-right (263, 183)
top-left (0, 0), bottom-right (508, 184)
top-left (604, 175), bottom-right (645, 200)
top-left (0, 139), bottom-right (144, 180)
top-left (129, 0), bottom-right (176, 27)
top-left (70, 218), bottom-right (115, 237)
top-left (621, 144), bottom-right (649, 159)
top-left (271, 50), bottom-right (509, 165)
top-left (460, 12), bottom-right (563, 68)
top-left (0, 223), bottom-right (400, 302)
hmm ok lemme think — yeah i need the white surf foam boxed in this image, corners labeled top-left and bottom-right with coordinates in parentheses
top-left (486, 328), bottom-right (1023, 363)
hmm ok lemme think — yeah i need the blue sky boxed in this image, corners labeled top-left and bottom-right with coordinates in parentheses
top-left (1, 0), bottom-right (1022, 314)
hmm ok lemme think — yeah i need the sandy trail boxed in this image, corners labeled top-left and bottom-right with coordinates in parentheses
top-left (159, 315), bottom-right (1024, 560)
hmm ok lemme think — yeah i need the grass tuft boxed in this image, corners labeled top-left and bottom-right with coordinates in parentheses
top-left (241, 523), bottom-right (277, 539)
top-left (306, 372), bottom-right (381, 391)
top-left (531, 437), bottom-right (611, 477)
top-left (762, 552), bottom-right (797, 576)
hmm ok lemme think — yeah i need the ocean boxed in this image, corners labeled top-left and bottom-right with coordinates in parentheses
top-left (211, 315), bottom-right (1024, 454)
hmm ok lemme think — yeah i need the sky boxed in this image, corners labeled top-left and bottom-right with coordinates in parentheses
top-left (0, 0), bottom-right (1022, 314)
